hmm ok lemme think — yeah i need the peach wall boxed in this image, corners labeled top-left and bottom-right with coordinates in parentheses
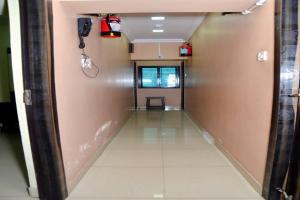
top-left (136, 61), bottom-right (181, 108)
top-left (186, 1), bottom-right (274, 186)
top-left (52, 2), bottom-right (133, 191)
top-left (131, 43), bottom-right (186, 60)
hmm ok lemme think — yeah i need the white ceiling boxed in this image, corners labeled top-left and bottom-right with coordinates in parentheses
top-left (121, 13), bottom-right (206, 42)
top-left (61, 0), bottom-right (260, 43)
top-left (61, 0), bottom-right (258, 14)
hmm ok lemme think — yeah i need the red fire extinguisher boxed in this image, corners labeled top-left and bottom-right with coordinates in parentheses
top-left (100, 14), bottom-right (121, 38)
top-left (179, 42), bottom-right (192, 57)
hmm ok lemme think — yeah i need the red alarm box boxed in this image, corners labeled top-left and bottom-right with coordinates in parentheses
top-left (100, 14), bottom-right (121, 38)
top-left (179, 43), bottom-right (192, 57)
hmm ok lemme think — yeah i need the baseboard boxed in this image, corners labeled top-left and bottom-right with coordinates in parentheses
top-left (184, 111), bottom-right (263, 195)
top-left (67, 112), bottom-right (133, 193)
top-left (215, 142), bottom-right (263, 194)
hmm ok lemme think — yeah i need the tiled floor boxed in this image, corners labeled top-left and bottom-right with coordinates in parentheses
top-left (68, 111), bottom-right (264, 200)
top-left (0, 133), bottom-right (32, 200)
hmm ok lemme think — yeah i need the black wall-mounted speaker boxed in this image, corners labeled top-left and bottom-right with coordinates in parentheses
top-left (129, 43), bottom-right (134, 53)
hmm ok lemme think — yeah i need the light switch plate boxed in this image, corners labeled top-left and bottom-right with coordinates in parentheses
top-left (257, 51), bottom-right (269, 62)
top-left (81, 54), bottom-right (92, 69)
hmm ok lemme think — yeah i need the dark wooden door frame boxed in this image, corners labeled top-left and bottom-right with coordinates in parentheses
top-left (287, 100), bottom-right (300, 199)
top-left (181, 61), bottom-right (185, 110)
top-left (19, 0), bottom-right (67, 199)
top-left (17, 0), bottom-right (299, 199)
top-left (263, 0), bottom-right (299, 199)
top-left (134, 61), bottom-right (138, 110)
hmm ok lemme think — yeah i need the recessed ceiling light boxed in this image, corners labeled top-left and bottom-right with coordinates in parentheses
top-left (153, 29), bottom-right (164, 33)
top-left (151, 16), bottom-right (165, 21)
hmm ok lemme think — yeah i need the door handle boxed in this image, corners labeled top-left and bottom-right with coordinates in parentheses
top-left (276, 188), bottom-right (293, 200)
top-left (288, 93), bottom-right (300, 98)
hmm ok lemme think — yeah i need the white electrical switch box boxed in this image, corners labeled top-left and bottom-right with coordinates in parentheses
top-left (257, 51), bottom-right (269, 62)
top-left (81, 54), bottom-right (92, 69)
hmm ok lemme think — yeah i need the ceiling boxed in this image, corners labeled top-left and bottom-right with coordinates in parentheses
top-left (61, 0), bottom-right (258, 14)
top-left (121, 14), bottom-right (206, 42)
top-left (61, 0), bottom-right (259, 43)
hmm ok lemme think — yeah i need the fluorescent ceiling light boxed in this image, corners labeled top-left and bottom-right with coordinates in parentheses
top-left (151, 16), bottom-right (165, 21)
top-left (153, 29), bottom-right (164, 33)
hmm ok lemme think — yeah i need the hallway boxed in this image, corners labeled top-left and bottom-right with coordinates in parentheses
top-left (68, 111), bottom-right (263, 200)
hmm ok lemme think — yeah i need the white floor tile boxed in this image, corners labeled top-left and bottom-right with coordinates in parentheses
top-left (0, 165), bottom-right (28, 197)
top-left (0, 134), bottom-right (30, 199)
top-left (163, 149), bottom-right (230, 167)
top-left (165, 199), bottom-right (263, 200)
top-left (161, 127), bottom-right (202, 138)
top-left (67, 199), bottom-right (263, 200)
top-left (68, 198), bottom-right (161, 200)
top-left (95, 149), bottom-right (163, 167)
top-left (106, 138), bottom-right (161, 150)
top-left (164, 167), bottom-right (260, 199)
top-left (69, 167), bottom-right (164, 199)
top-left (116, 128), bottom-right (161, 139)
top-left (162, 136), bottom-right (214, 150)
top-left (69, 111), bottom-right (264, 200)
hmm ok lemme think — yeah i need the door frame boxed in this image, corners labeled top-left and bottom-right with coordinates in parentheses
top-left (7, 0), bottom-right (38, 196)
top-left (18, 0), bottom-right (68, 199)
top-left (134, 61), bottom-right (138, 109)
top-left (181, 61), bottom-right (185, 110)
top-left (14, 0), bottom-right (299, 199)
top-left (263, 0), bottom-right (299, 199)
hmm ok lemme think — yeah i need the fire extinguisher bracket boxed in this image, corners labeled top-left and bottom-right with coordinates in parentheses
top-left (101, 31), bottom-right (121, 38)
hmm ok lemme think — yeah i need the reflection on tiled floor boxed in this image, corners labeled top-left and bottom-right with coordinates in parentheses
top-left (0, 133), bottom-right (32, 200)
top-left (68, 111), bottom-right (264, 200)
